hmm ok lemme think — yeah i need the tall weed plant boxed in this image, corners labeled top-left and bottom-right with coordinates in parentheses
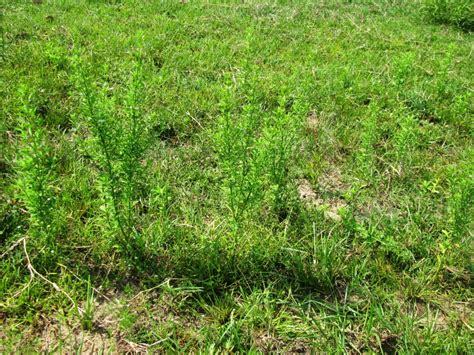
top-left (214, 79), bottom-right (301, 229)
top-left (257, 96), bottom-right (299, 218)
top-left (72, 57), bottom-right (150, 254)
top-left (214, 104), bottom-right (264, 228)
top-left (15, 85), bottom-right (57, 246)
top-left (392, 110), bottom-right (418, 177)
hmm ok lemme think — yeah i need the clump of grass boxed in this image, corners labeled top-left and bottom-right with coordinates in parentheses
top-left (81, 276), bottom-right (95, 331)
top-left (424, 0), bottom-right (474, 32)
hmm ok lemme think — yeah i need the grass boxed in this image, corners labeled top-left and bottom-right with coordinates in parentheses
top-left (1, 0), bottom-right (473, 352)
top-left (424, 0), bottom-right (473, 32)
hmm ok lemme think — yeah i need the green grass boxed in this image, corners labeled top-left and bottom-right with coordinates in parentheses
top-left (423, 0), bottom-right (473, 32)
top-left (1, 0), bottom-right (473, 352)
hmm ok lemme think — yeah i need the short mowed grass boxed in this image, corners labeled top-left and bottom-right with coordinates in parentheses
top-left (1, 0), bottom-right (473, 352)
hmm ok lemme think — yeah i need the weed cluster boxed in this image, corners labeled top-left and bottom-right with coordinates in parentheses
top-left (1, 0), bottom-right (472, 352)
top-left (215, 91), bottom-right (299, 228)
top-left (72, 57), bottom-right (152, 256)
top-left (15, 85), bottom-right (58, 260)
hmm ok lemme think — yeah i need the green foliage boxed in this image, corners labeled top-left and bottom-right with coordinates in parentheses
top-left (1, 0), bottom-right (472, 352)
top-left (424, 0), bottom-right (474, 32)
top-left (214, 93), bottom-right (299, 227)
top-left (72, 58), bottom-right (151, 254)
top-left (81, 276), bottom-right (95, 331)
top-left (15, 85), bottom-right (57, 245)
top-left (214, 103), bottom-right (264, 226)
top-left (259, 96), bottom-right (301, 215)
top-left (447, 157), bottom-right (474, 240)
top-left (392, 110), bottom-right (418, 176)
top-left (356, 103), bottom-right (379, 180)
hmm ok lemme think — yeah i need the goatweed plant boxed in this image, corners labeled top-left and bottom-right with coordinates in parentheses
top-left (394, 53), bottom-right (415, 89)
top-left (15, 85), bottom-right (56, 246)
top-left (214, 103), bottom-right (263, 229)
top-left (392, 110), bottom-right (418, 177)
top-left (121, 60), bottom-right (147, 239)
top-left (73, 59), bottom-right (127, 242)
top-left (2, 0), bottom-right (473, 352)
top-left (447, 161), bottom-right (473, 240)
top-left (356, 104), bottom-right (379, 181)
top-left (73, 57), bottom-right (149, 254)
top-left (215, 89), bottom-right (300, 228)
top-left (0, 8), bottom-right (5, 61)
top-left (258, 96), bottom-right (300, 217)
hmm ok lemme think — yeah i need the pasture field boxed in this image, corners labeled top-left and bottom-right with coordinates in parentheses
top-left (1, 0), bottom-right (473, 352)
